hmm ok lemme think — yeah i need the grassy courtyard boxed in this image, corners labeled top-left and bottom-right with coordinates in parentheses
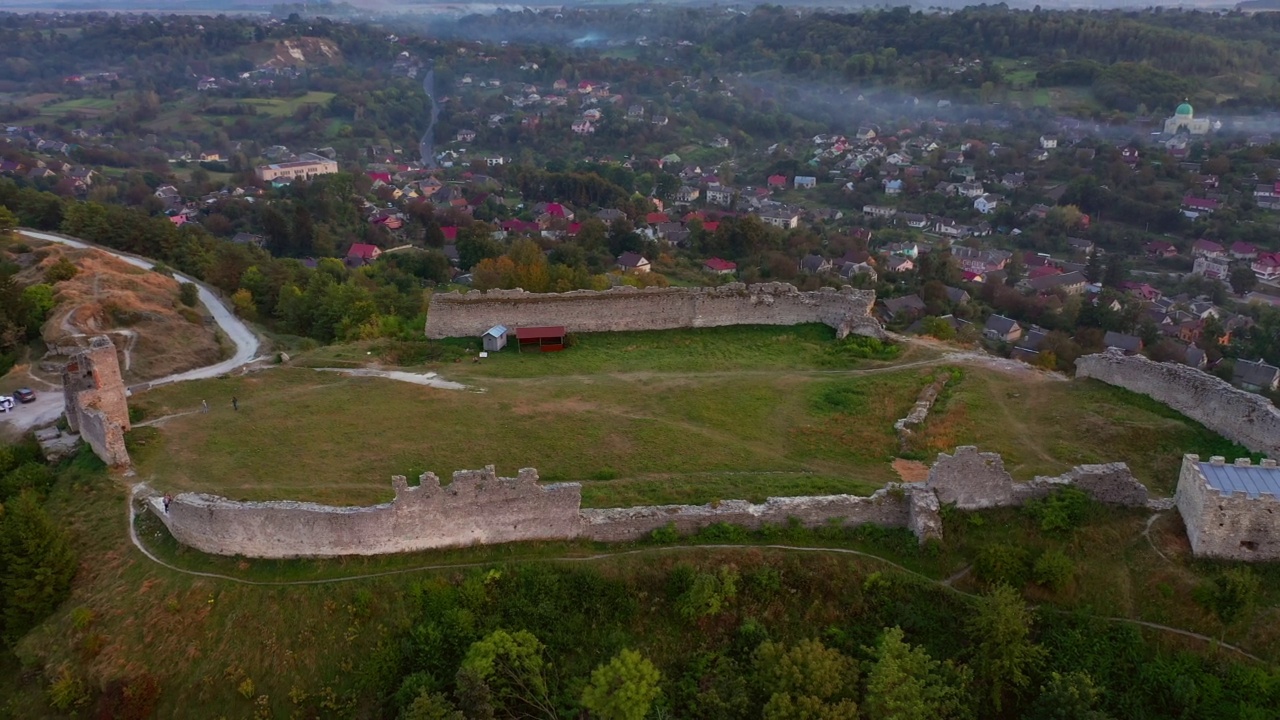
top-left (127, 328), bottom-right (1252, 507)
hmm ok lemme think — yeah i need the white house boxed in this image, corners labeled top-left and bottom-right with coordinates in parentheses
top-left (794, 175), bottom-right (817, 189)
top-left (974, 194), bottom-right (1002, 214)
top-left (571, 120), bottom-right (595, 135)
top-left (1039, 136), bottom-right (1058, 149)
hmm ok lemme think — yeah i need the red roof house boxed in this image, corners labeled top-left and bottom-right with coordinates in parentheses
top-left (767, 174), bottom-right (788, 188)
top-left (346, 243), bottom-right (382, 263)
top-left (440, 227), bottom-right (458, 242)
top-left (645, 212), bottom-right (669, 225)
top-left (703, 257), bottom-right (737, 274)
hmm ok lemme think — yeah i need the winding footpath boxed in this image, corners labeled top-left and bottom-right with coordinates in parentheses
top-left (126, 485), bottom-right (1263, 663)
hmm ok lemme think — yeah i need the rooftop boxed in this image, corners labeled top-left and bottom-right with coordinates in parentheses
top-left (1198, 457), bottom-right (1280, 499)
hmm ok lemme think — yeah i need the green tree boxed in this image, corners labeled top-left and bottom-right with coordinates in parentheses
top-left (0, 490), bottom-right (78, 645)
top-left (1230, 266), bottom-right (1258, 296)
top-left (401, 690), bottom-right (464, 720)
top-left (754, 638), bottom-right (859, 719)
top-left (459, 629), bottom-right (558, 719)
top-left (43, 257), bottom-right (79, 284)
top-left (1024, 671), bottom-right (1113, 720)
top-left (676, 566), bottom-right (739, 620)
top-left (20, 284), bottom-right (56, 327)
top-left (863, 627), bottom-right (970, 720)
top-left (966, 584), bottom-right (1046, 713)
top-left (0, 205), bottom-right (16, 236)
top-left (580, 649), bottom-right (662, 720)
top-left (1083, 248), bottom-right (1103, 284)
top-left (1199, 568), bottom-right (1260, 627)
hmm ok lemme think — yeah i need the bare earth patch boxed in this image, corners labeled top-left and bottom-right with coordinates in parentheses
top-left (892, 458), bottom-right (930, 483)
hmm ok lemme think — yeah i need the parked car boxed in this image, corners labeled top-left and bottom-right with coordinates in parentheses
top-left (14, 388), bottom-right (36, 403)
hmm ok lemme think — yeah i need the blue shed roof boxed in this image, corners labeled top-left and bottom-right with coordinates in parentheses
top-left (483, 325), bottom-right (507, 338)
top-left (1200, 461), bottom-right (1280, 499)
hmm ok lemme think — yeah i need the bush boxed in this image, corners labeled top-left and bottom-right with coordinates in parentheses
top-left (973, 542), bottom-right (1032, 587)
top-left (1024, 488), bottom-right (1093, 534)
top-left (676, 566), bottom-right (739, 620)
top-left (1032, 549), bottom-right (1075, 591)
top-left (649, 522), bottom-right (680, 544)
top-left (177, 282), bottom-right (199, 307)
top-left (44, 257), bottom-right (78, 283)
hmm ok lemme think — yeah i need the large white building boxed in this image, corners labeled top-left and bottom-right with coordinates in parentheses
top-left (1164, 102), bottom-right (1212, 136)
top-left (255, 152), bottom-right (339, 182)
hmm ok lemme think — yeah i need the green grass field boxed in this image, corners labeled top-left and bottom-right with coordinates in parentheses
top-left (38, 97), bottom-right (117, 117)
top-left (237, 91), bottom-right (336, 117)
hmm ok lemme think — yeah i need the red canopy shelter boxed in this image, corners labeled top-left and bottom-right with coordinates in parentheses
top-left (515, 326), bottom-right (567, 353)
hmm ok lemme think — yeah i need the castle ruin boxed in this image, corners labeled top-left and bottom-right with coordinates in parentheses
top-left (62, 335), bottom-right (131, 467)
top-left (1176, 454), bottom-right (1280, 561)
top-left (424, 282), bottom-right (884, 340)
top-left (147, 447), bottom-right (1163, 560)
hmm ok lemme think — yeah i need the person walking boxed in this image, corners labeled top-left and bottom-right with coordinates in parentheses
top-left (201, 399), bottom-right (209, 413)
top-left (232, 396), bottom-right (238, 411)
top-left (163, 493), bottom-right (172, 513)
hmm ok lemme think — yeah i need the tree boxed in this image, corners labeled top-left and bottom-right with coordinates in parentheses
top-left (863, 627), bottom-right (970, 720)
top-left (1024, 672), bottom-right (1113, 720)
top-left (230, 288), bottom-right (257, 320)
top-left (401, 690), bottom-right (464, 720)
top-left (754, 638), bottom-right (859, 719)
top-left (1004, 252), bottom-right (1025, 287)
top-left (1199, 568), bottom-right (1260, 627)
top-left (0, 490), bottom-right (78, 645)
top-left (459, 629), bottom-right (558, 719)
top-left (1083, 248), bottom-right (1103, 284)
top-left (178, 282), bottom-right (200, 307)
top-left (966, 584), bottom-right (1046, 713)
top-left (580, 649), bottom-right (662, 720)
top-left (0, 205), bottom-right (16, 236)
top-left (1230, 266), bottom-right (1258, 296)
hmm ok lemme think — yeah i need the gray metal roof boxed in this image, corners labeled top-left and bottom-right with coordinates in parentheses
top-left (1200, 462), bottom-right (1280, 498)
top-left (482, 325), bottom-right (507, 337)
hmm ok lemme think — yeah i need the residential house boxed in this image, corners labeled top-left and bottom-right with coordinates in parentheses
top-left (1012, 327), bottom-right (1049, 362)
top-left (883, 179), bottom-right (904, 195)
top-left (883, 242), bottom-right (919, 259)
top-left (794, 176), bottom-right (817, 190)
top-left (231, 232), bottom-right (266, 248)
top-left (1230, 242), bottom-right (1259, 260)
top-left (1103, 331), bottom-right (1144, 355)
top-left (759, 209), bottom-right (800, 229)
top-left (957, 181), bottom-right (985, 199)
top-left (900, 213), bottom-right (929, 229)
top-left (1233, 359), bottom-right (1280, 393)
top-left (1192, 256), bottom-right (1230, 281)
top-left (616, 252), bottom-right (651, 274)
top-left (839, 261), bottom-right (877, 282)
top-left (705, 184), bottom-right (735, 207)
top-left (1253, 252), bottom-right (1280, 282)
top-left (1028, 271), bottom-right (1087, 296)
top-left (1000, 172), bottom-right (1026, 189)
top-left (1039, 135), bottom-right (1058, 149)
top-left (703, 258), bottom-right (737, 275)
top-left (676, 186), bottom-right (700, 203)
top-left (345, 243), bottom-right (383, 266)
top-left (571, 120), bottom-right (595, 135)
top-left (974, 194), bottom-right (1002, 214)
top-left (767, 174), bottom-right (788, 190)
top-left (1066, 237), bottom-right (1095, 254)
top-left (1120, 147), bottom-right (1140, 165)
top-left (650, 115), bottom-right (669, 126)
top-left (1181, 196), bottom-right (1220, 217)
top-left (799, 254), bottom-right (833, 274)
top-left (942, 150), bottom-right (965, 164)
top-left (944, 286), bottom-right (970, 305)
top-left (882, 294), bottom-right (927, 320)
top-left (1192, 239), bottom-right (1227, 259)
top-left (1144, 241), bottom-right (1179, 259)
top-left (863, 205), bottom-right (897, 219)
top-left (983, 315), bottom-right (1023, 343)
top-left (596, 208), bottom-right (627, 223)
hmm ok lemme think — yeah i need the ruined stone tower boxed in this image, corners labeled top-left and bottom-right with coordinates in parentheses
top-left (62, 335), bottom-right (131, 467)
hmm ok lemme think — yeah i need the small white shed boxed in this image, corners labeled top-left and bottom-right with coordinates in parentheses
top-left (481, 325), bottom-right (508, 352)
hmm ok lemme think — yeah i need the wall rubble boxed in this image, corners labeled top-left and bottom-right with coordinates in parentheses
top-left (1076, 349), bottom-right (1280, 457)
top-left (150, 448), bottom-right (1165, 559)
top-left (424, 282), bottom-right (884, 340)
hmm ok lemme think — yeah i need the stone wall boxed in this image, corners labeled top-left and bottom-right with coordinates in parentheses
top-left (424, 283), bottom-right (883, 340)
top-left (1175, 454), bottom-right (1280, 561)
top-left (149, 467), bottom-right (583, 559)
top-left (61, 336), bottom-right (131, 467)
top-left (150, 449), bottom-right (1166, 559)
top-left (1076, 349), bottom-right (1280, 457)
top-left (578, 488), bottom-right (912, 543)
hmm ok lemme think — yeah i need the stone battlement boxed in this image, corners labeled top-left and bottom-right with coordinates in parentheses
top-left (1076, 349), bottom-right (1280, 457)
top-left (61, 335), bottom-right (131, 467)
top-left (424, 282), bottom-right (883, 340)
top-left (149, 450), bottom-right (1161, 559)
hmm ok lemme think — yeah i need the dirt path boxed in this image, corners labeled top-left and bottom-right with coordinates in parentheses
top-left (125, 484), bottom-right (1264, 663)
top-left (311, 367), bottom-right (469, 391)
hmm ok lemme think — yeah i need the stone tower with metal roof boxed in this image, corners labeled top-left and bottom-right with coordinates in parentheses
top-left (1176, 454), bottom-right (1280, 561)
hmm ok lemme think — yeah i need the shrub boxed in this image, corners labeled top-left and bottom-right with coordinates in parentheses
top-left (676, 566), bottom-right (739, 620)
top-left (178, 282), bottom-right (199, 307)
top-left (1032, 549), bottom-right (1075, 591)
top-left (44, 257), bottom-right (78, 283)
top-left (649, 522), bottom-right (680, 544)
top-left (1023, 487), bottom-right (1093, 534)
top-left (973, 543), bottom-right (1032, 587)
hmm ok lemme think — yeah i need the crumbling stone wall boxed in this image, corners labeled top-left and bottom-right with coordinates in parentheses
top-left (578, 488), bottom-right (912, 542)
top-left (62, 335), bottom-right (131, 467)
top-left (1176, 455), bottom-right (1280, 561)
top-left (150, 449), bottom-right (1166, 559)
top-left (424, 283), bottom-right (883, 340)
top-left (1076, 349), bottom-right (1280, 457)
top-left (149, 467), bottom-right (583, 558)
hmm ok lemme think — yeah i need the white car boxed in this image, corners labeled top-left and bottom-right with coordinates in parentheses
top-left (0, 396), bottom-right (14, 412)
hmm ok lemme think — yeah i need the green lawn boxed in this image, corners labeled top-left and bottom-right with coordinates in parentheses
top-left (237, 91), bottom-right (336, 117)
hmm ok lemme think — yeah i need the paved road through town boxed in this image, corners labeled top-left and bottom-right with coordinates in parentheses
top-left (0, 230), bottom-right (262, 434)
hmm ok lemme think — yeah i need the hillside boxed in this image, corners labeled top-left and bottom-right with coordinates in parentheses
top-left (13, 243), bottom-right (226, 384)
